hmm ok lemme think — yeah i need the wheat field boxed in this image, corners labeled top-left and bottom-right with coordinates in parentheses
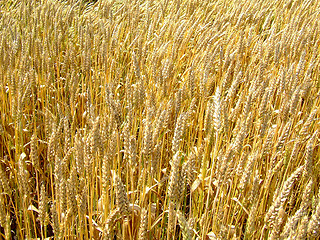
top-left (0, 0), bottom-right (320, 239)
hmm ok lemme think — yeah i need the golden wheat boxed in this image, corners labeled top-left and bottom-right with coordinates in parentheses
top-left (0, 0), bottom-right (319, 239)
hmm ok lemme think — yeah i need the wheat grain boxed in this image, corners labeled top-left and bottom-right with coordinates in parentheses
top-left (0, 0), bottom-right (319, 239)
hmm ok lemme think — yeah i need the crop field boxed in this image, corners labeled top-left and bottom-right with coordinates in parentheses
top-left (0, 0), bottom-right (320, 239)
